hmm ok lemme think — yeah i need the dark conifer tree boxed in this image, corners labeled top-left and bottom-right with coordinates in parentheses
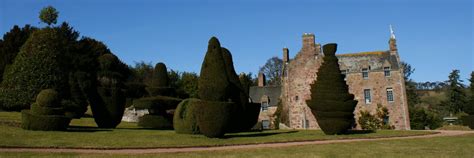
top-left (306, 43), bottom-right (358, 135)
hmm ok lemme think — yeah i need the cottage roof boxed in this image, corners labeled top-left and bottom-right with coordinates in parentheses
top-left (336, 51), bottom-right (400, 72)
top-left (249, 86), bottom-right (281, 106)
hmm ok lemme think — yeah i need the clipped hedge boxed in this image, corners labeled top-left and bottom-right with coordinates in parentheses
top-left (145, 87), bottom-right (175, 98)
top-left (30, 103), bottom-right (64, 115)
top-left (21, 110), bottom-right (70, 131)
top-left (138, 114), bottom-right (173, 129)
top-left (36, 89), bottom-right (61, 107)
top-left (133, 96), bottom-right (182, 114)
top-left (196, 100), bottom-right (235, 138)
top-left (173, 99), bottom-right (200, 134)
top-left (91, 86), bottom-right (126, 128)
top-left (462, 115), bottom-right (474, 129)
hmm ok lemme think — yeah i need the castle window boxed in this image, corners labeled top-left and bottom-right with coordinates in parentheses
top-left (384, 67), bottom-right (391, 77)
top-left (295, 96), bottom-right (299, 101)
top-left (261, 101), bottom-right (269, 111)
top-left (364, 89), bottom-right (371, 104)
top-left (362, 68), bottom-right (369, 79)
top-left (262, 120), bottom-right (270, 129)
top-left (386, 88), bottom-right (394, 102)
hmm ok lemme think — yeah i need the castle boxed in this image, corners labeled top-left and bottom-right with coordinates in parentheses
top-left (250, 26), bottom-right (411, 130)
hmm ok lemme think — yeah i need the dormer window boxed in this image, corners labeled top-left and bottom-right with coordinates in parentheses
top-left (362, 68), bottom-right (369, 79)
top-left (384, 67), bottom-right (391, 77)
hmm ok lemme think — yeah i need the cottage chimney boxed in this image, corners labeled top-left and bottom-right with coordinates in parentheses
top-left (283, 47), bottom-right (289, 63)
top-left (389, 25), bottom-right (398, 54)
top-left (258, 72), bottom-right (266, 87)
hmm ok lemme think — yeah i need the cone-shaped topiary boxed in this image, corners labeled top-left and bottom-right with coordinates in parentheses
top-left (306, 43), bottom-right (358, 135)
top-left (0, 28), bottom-right (68, 111)
top-left (146, 62), bottom-right (174, 96)
top-left (198, 37), bottom-right (232, 102)
top-left (21, 89), bottom-right (71, 131)
top-left (152, 63), bottom-right (170, 87)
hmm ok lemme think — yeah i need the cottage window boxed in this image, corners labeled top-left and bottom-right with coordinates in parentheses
top-left (386, 88), bottom-right (394, 102)
top-left (362, 68), bottom-right (369, 79)
top-left (262, 120), bottom-right (270, 129)
top-left (384, 67), bottom-right (391, 77)
top-left (364, 89), bottom-right (371, 104)
top-left (295, 96), bottom-right (299, 101)
top-left (261, 102), bottom-right (269, 111)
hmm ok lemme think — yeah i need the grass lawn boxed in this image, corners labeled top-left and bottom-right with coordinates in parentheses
top-left (2, 133), bottom-right (473, 158)
top-left (0, 112), bottom-right (433, 149)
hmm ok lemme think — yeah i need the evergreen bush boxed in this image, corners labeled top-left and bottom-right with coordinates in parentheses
top-left (198, 37), bottom-right (232, 102)
top-left (21, 110), bottom-right (70, 131)
top-left (90, 85), bottom-right (125, 128)
top-left (21, 89), bottom-right (70, 131)
top-left (173, 99), bottom-right (200, 134)
top-left (0, 28), bottom-right (68, 111)
top-left (462, 115), bottom-right (474, 129)
top-left (196, 100), bottom-right (235, 138)
top-left (138, 114), bottom-right (173, 129)
top-left (305, 43), bottom-right (358, 135)
top-left (133, 96), bottom-right (182, 115)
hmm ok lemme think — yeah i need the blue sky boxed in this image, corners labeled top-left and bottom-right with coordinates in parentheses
top-left (0, 0), bottom-right (472, 83)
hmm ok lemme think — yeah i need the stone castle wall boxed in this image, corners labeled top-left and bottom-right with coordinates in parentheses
top-left (280, 33), bottom-right (410, 130)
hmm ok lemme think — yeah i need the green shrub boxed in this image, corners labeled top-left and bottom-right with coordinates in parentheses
top-left (196, 100), bottom-right (235, 138)
top-left (462, 115), bottom-right (474, 129)
top-left (305, 43), bottom-right (357, 135)
top-left (151, 63), bottom-right (170, 88)
top-left (36, 89), bottom-right (60, 107)
top-left (173, 99), bottom-right (200, 134)
top-left (146, 87), bottom-right (175, 97)
top-left (124, 82), bottom-right (148, 99)
top-left (138, 114), bottom-right (173, 129)
top-left (90, 85), bottom-right (126, 128)
top-left (236, 102), bottom-right (261, 132)
top-left (21, 110), bottom-right (71, 131)
top-left (0, 28), bottom-right (68, 111)
top-left (358, 110), bottom-right (380, 131)
top-left (198, 37), bottom-right (232, 102)
top-left (133, 96), bottom-right (182, 114)
top-left (30, 103), bottom-right (64, 115)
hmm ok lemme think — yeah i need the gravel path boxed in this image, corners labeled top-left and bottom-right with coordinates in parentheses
top-left (1, 130), bottom-right (472, 154)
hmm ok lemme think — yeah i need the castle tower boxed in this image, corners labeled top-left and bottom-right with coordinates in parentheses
top-left (302, 33), bottom-right (319, 56)
top-left (389, 25), bottom-right (398, 55)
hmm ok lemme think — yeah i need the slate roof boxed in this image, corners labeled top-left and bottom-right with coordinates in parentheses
top-left (249, 86), bottom-right (281, 106)
top-left (336, 51), bottom-right (400, 73)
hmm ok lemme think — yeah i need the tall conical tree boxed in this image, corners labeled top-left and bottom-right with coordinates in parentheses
top-left (306, 43), bottom-right (357, 135)
top-left (198, 37), bottom-right (232, 101)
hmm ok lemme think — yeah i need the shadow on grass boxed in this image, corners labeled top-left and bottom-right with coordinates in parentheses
top-left (223, 130), bottom-right (299, 139)
top-left (67, 126), bottom-right (112, 132)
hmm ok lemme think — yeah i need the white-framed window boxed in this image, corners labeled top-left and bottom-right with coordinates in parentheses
top-left (364, 89), bottom-right (371, 104)
top-left (384, 67), bottom-right (391, 77)
top-left (261, 102), bottom-right (269, 111)
top-left (262, 120), bottom-right (270, 129)
top-left (362, 68), bottom-right (369, 79)
top-left (386, 88), bottom-right (394, 102)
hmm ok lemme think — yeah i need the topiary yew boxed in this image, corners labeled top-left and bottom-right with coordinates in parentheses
top-left (173, 99), bottom-right (200, 134)
top-left (21, 89), bottom-right (71, 131)
top-left (306, 43), bottom-right (357, 135)
top-left (0, 28), bottom-right (68, 111)
top-left (198, 37), bottom-right (232, 102)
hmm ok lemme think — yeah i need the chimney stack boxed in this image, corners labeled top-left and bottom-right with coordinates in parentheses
top-left (258, 72), bottom-right (266, 87)
top-left (283, 48), bottom-right (289, 63)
